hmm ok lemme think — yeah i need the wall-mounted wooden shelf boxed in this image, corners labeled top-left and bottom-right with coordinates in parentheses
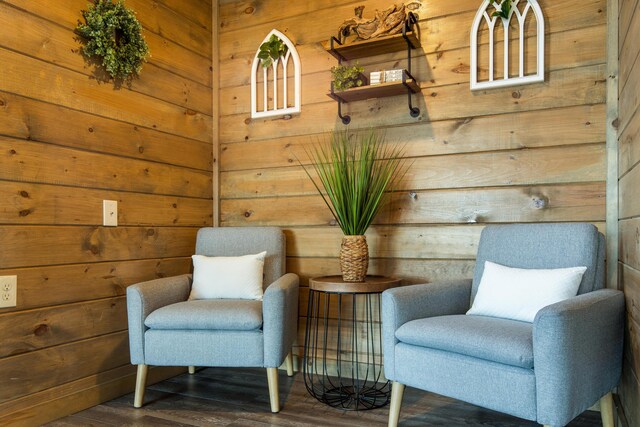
top-left (323, 31), bottom-right (421, 62)
top-left (323, 12), bottom-right (421, 124)
top-left (328, 75), bottom-right (420, 103)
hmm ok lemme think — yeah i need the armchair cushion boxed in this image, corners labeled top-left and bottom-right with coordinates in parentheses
top-left (145, 299), bottom-right (262, 331)
top-left (395, 314), bottom-right (534, 369)
top-left (189, 252), bottom-right (266, 300)
top-left (467, 261), bottom-right (586, 322)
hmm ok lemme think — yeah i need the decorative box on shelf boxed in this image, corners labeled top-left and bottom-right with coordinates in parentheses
top-left (370, 71), bottom-right (384, 85)
top-left (384, 69), bottom-right (404, 82)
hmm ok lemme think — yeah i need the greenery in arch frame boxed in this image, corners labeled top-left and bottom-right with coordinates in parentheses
top-left (492, 0), bottom-right (512, 19)
top-left (258, 34), bottom-right (288, 68)
top-left (76, 0), bottom-right (150, 84)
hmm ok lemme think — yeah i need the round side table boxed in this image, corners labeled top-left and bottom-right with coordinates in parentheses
top-left (303, 275), bottom-right (402, 410)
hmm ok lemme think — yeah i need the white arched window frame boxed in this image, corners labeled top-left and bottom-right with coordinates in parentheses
top-left (470, 0), bottom-right (545, 90)
top-left (250, 29), bottom-right (301, 118)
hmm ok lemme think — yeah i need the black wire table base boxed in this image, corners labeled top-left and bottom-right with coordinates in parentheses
top-left (303, 289), bottom-right (391, 410)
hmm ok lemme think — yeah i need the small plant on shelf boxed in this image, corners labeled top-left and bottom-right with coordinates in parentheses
top-left (257, 34), bottom-right (288, 68)
top-left (331, 63), bottom-right (366, 92)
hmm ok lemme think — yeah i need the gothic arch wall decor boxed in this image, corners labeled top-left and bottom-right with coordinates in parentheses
top-left (250, 29), bottom-right (301, 119)
top-left (470, 0), bottom-right (545, 90)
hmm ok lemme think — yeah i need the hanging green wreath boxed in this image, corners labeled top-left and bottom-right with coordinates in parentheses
top-left (76, 0), bottom-right (149, 81)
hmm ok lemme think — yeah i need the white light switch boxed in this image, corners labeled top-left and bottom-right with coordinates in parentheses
top-left (103, 200), bottom-right (118, 226)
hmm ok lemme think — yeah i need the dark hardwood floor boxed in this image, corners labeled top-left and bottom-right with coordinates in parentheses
top-left (47, 367), bottom-right (603, 426)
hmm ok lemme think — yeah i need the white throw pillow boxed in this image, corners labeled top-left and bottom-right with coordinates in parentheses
top-left (189, 252), bottom-right (266, 300)
top-left (466, 261), bottom-right (587, 322)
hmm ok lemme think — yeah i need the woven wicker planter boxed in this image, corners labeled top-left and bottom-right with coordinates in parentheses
top-left (339, 235), bottom-right (369, 282)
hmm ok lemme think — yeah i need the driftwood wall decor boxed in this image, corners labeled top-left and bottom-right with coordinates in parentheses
top-left (338, 2), bottom-right (421, 42)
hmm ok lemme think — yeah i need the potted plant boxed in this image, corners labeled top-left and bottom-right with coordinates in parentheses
top-left (331, 64), bottom-right (367, 92)
top-left (300, 130), bottom-right (408, 282)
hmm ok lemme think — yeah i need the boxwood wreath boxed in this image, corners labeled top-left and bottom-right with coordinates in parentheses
top-left (76, 0), bottom-right (149, 82)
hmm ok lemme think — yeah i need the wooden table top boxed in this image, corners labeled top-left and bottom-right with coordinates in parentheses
top-left (309, 275), bottom-right (402, 294)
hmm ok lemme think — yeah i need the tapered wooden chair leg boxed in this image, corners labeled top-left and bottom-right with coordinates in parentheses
top-left (134, 364), bottom-right (148, 408)
top-left (388, 381), bottom-right (405, 427)
top-left (600, 392), bottom-right (615, 427)
top-left (266, 368), bottom-right (280, 413)
top-left (285, 350), bottom-right (294, 377)
top-left (188, 366), bottom-right (196, 374)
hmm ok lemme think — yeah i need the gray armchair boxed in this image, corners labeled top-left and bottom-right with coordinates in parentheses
top-left (382, 223), bottom-right (624, 427)
top-left (126, 227), bottom-right (299, 412)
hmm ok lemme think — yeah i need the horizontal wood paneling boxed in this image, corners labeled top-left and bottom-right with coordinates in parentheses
top-left (222, 144), bottom-right (605, 199)
top-left (619, 0), bottom-right (640, 93)
top-left (0, 226), bottom-right (197, 269)
top-left (619, 49), bottom-right (640, 135)
top-left (221, 104), bottom-right (606, 170)
top-left (619, 103), bottom-right (640, 176)
top-left (222, 184), bottom-right (606, 226)
top-left (619, 1), bottom-right (640, 420)
top-left (1, 48), bottom-right (211, 142)
top-left (620, 165), bottom-right (640, 219)
top-left (159, 0), bottom-right (213, 31)
top-left (219, 0), bottom-right (607, 394)
top-left (0, 182), bottom-right (212, 227)
top-left (620, 0), bottom-right (639, 51)
top-left (0, 331), bottom-right (130, 403)
top-left (0, 1), bottom-right (212, 423)
top-left (0, 297), bottom-right (127, 358)
top-left (0, 258), bottom-right (191, 313)
top-left (621, 264), bottom-right (640, 376)
top-left (0, 136), bottom-right (212, 198)
top-left (0, 92), bottom-right (213, 172)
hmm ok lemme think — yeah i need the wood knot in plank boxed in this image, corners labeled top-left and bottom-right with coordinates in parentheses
top-left (147, 229), bottom-right (155, 236)
top-left (19, 209), bottom-right (31, 217)
top-left (20, 191), bottom-right (30, 198)
top-left (532, 196), bottom-right (548, 209)
top-left (245, 6), bottom-right (255, 14)
top-left (34, 324), bottom-right (49, 336)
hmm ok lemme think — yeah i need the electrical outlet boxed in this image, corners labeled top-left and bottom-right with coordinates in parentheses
top-left (103, 200), bottom-right (118, 227)
top-left (0, 276), bottom-right (17, 308)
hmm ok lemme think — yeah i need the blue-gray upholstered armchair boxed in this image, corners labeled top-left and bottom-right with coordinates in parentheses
top-left (382, 223), bottom-right (624, 427)
top-left (126, 227), bottom-right (299, 412)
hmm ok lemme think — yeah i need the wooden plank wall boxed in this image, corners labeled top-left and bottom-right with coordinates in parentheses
top-left (618, 0), bottom-right (640, 424)
top-left (218, 0), bottom-right (608, 365)
top-left (0, 1), bottom-right (213, 425)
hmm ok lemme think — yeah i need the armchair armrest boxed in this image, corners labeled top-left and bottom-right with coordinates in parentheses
top-left (126, 274), bottom-right (192, 364)
top-left (381, 280), bottom-right (472, 380)
top-left (533, 289), bottom-right (624, 426)
top-left (263, 273), bottom-right (300, 367)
